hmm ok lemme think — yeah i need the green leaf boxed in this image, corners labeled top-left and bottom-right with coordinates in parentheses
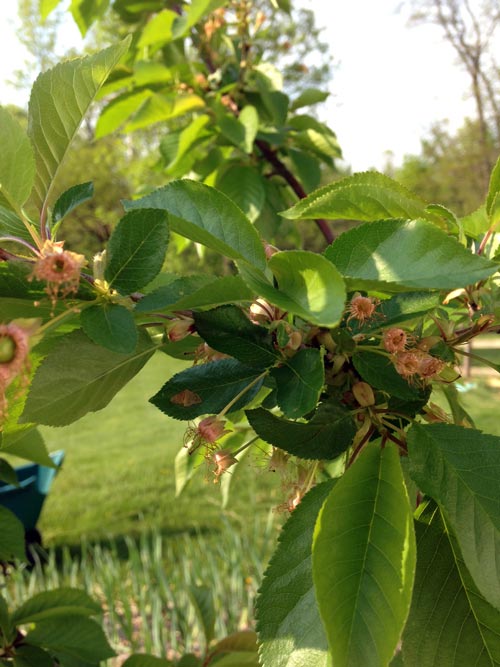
top-left (256, 481), bottom-right (335, 667)
top-left (288, 149), bottom-right (321, 193)
top-left (212, 631), bottom-right (258, 656)
top-left (271, 348), bottom-right (324, 418)
top-left (282, 171), bottom-right (427, 222)
top-left (408, 423), bottom-right (500, 611)
top-left (0, 593), bottom-right (12, 644)
top-left (124, 180), bottom-right (267, 271)
top-left (487, 155), bottom-right (500, 215)
top-left (0, 206), bottom-right (34, 245)
top-left (210, 653), bottom-right (259, 666)
top-left (13, 645), bottom-right (53, 667)
top-left (163, 115), bottom-right (210, 173)
top-left (21, 329), bottom-right (156, 426)
top-left (189, 585), bottom-right (215, 647)
top-left (0, 427), bottom-right (54, 467)
top-left (135, 275), bottom-right (216, 313)
top-left (28, 39), bottom-right (130, 212)
top-left (0, 107), bottom-right (35, 210)
top-left (40, 0), bottom-right (64, 21)
top-left (290, 89), bottom-right (329, 111)
top-left (352, 350), bottom-right (430, 402)
top-left (240, 250), bottom-right (346, 327)
top-left (96, 89), bottom-right (152, 138)
top-left (359, 291), bottom-right (441, 334)
top-left (402, 506), bottom-right (500, 667)
top-left (70, 0), bottom-right (110, 36)
top-left (81, 304), bottom-right (138, 354)
top-left (121, 656), bottom-right (174, 667)
top-left (325, 219), bottom-right (498, 291)
top-left (171, 0), bottom-right (228, 38)
top-left (216, 166), bottom-right (265, 222)
top-left (239, 105), bottom-right (259, 153)
top-left (123, 93), bottom-right (205, 133)
top-left (174, 444), bottom-right (204, 497)
top-left (137, 9), bottom-right (177, 47)
top-left (105, 209), bottom-right (169, 293)
top-left (25, 616), bottom-right (115, 663)
top-left (12, 589), bottom-right (101, 625)
top-left (0, 458), bottom-right (18, 486)
top-left (194, 305), bottom-right (278, 368)
top-left (52, 182), bottom-right (94, 225)
top-left (312, 443), bottom-right (416, 667)
top-left (246, 402), bottom-right (355, 460)
top-left (0, 506), bottom-right (25, 561)
top-left (150, 358), bottom-right (265, 420)
top-left (461, 205), bottom-right (490, 238)
top-left (166, 276), bottom-right (254, 311)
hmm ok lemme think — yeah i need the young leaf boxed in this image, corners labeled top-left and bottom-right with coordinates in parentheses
top-left (21, 329), bottom-right (156, 426)
top-left (240, 250), bottom-right (346, 327)
top-left (402, 506), bottom-right (500, 666)
top-left (408, 423), bottom-right (500, 611)
top-left (312, 442), bottom-right (416, 667)
top-left (194, 305), bottom-right (278, 368)
top-left (12, 589), bottom-right (101, 625)
top-left (246, 402), bottom-right (355, 460)
top-left (150, 359), bottom-right (265, 420)
top-left (52, 181), bottom-right (94, 225)
top-left (81, 303), bottom-right (138, 353)
top-left (25, 616), bottom-right (115, 662)
top-left (326, 219), bottom-right (498, 291)
top-left (256, 481), bottom-right (335, 667)
top-left (0, 595), bottom-right (13, 646)
top-left (239, 105), bottom-right (259, 153)
top-left (0, 507), bottom-right (25, 561)
top-left (271, 348), bottom-right (325, 418)
top-left (0, 106), bottom-right (35, 210)
top-left (105, 209), bottom-right (169, 294)
top-left (28, 38), bottom-right (130, 212)
top-left (123, 180), bottom-right (267, 271)
top-left (282, 171), bottom-right (427, 222)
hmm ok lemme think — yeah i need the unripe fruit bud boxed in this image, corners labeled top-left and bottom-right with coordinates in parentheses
top-left (316, 330), bottom-right (336, 353)
top-left (0, 336), bottom-right (16, 363)
top-left (352, 381), bottom-right (375, 407)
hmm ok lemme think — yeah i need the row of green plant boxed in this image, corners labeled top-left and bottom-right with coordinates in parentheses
top-left (2, 520), bottom-right (274, 665)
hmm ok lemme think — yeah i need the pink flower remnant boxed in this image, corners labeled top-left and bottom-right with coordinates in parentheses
top-left (184, 416), bottom-right (231, 455)
top-left (32, 240), bottom-right (86, 304)
top-left (0, 322), bottom-right (33, 424)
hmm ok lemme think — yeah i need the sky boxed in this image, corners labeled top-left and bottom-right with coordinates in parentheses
top-left (0, 0), bottom-right (476, 172)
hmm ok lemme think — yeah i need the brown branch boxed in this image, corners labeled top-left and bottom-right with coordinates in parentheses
top-left (255, 139), bottom-right (335, 245)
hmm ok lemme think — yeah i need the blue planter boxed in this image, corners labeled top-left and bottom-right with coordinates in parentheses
top-left (0, 450), bottom-right (65, 532)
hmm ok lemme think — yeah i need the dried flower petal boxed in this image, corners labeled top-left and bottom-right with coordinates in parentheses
top-left (383, 328), bottom-right (407, 353)
top-left (346, 293), bottom-right (380, 326)
top-left (32, 240), bottom-right (86, 304)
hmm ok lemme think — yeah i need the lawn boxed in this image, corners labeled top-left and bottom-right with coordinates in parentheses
top-left (36, 352), bottom-right (283, 548)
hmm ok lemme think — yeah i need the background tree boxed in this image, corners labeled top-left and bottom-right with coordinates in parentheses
top-left (403, 0), bottom-right (500, 201)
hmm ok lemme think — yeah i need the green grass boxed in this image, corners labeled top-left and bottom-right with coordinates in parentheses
top-left (36, 352), bottom-right (283, 547)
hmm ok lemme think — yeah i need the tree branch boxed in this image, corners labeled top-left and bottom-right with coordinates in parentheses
top-left (255, 139), bottom-right (334, 245)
